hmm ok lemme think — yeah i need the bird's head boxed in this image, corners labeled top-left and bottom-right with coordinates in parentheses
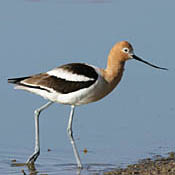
top-left (110, 41), bottom-right (168, 70)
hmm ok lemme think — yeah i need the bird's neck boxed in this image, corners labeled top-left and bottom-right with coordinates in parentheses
top-left (103, 55), bottom-right (125, 83)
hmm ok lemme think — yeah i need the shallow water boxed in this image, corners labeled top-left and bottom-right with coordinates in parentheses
top-left (0, 143), bottom-right (174, 175)
top-left (0, 146), bottom-right (116, 175)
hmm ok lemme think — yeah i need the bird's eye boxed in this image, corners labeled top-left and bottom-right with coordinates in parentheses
top-left (122, 48), bottom-right (129, 53)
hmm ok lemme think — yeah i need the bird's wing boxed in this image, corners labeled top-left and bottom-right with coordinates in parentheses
top-left (8, 63), bottom-right (99, 94)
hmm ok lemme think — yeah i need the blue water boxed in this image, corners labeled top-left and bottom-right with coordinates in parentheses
top-left (0, 142), bottom-right (174, 175)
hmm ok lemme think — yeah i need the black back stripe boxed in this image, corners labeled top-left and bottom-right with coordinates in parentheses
top-left (18, 83), bottom-right (51, 93)
top-left (15, 76), bottom-right (97, 94)
top-left (37, 76), bottom-right (97, 94)
top-left (59, 63), bottom-right (98, 80)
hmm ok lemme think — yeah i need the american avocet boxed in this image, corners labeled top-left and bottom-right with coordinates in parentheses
top-left (8, 41), bottom-right (167, 168)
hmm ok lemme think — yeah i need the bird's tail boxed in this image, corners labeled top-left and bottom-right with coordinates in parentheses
top-left (8, 76), bottom-right (30, 84)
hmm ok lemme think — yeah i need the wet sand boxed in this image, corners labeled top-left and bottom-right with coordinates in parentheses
top-left (104, 152), bottom-right (175, 175)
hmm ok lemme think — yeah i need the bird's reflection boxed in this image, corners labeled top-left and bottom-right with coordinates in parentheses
top-left (11, 162), bottom-right (37, 175)
top-left (11, 161), bottom-right (82, 175)
top-left (26, 163), bottom-right (37, 175)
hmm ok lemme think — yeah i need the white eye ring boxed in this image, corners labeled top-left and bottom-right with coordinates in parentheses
top-left (122, 47), bottom-right (129, 53)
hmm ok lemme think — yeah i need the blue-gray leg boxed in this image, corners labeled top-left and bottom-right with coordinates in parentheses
top-left (26, 101), bottom-right (53, 164)
top-left (67, 105), bottom-right (82, 168)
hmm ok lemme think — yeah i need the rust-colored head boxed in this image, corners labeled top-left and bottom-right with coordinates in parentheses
top-left (109, 41), bottom-right (168, 70)
top-left (109, 41), bottom-right (134, 62)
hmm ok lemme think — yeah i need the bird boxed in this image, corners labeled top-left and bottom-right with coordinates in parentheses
top-left (8, 41), bottom-right (167, 168)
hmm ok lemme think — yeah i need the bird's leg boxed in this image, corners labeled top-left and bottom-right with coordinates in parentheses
top-left (67, 105), bottom-right (82, 169)
top-left (26, 101), bottom-right (53, 164)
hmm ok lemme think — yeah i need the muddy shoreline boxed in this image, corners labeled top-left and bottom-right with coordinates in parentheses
top-left (104, 152), bottom-right (175, 175)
